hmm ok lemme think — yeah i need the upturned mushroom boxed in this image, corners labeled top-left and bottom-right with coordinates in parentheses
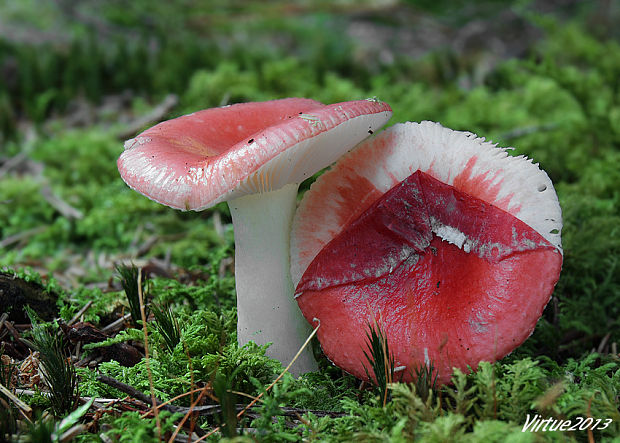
top-left (117, 98), bottom-right (392, 374)
top-left (290, 121), bottom-right (563, 384)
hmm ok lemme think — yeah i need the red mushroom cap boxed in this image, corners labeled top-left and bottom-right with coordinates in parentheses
top-left (291, 121), bottom-right (563, 384)
top-left (117, 98), bottom-right (392, 210)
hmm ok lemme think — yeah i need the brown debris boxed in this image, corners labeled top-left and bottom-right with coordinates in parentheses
top-left (116, 94), bottom-right (179, 140)
top-left (62, 321), bottom-right (143, 368)
top-left (1, 320), bottom-right (29, 359)
top-left (1, 354), bottom-right (17, 388)
top-left (18, 351), bottom-right (41, 389)
top-left (0, 272), bottom-right (60, 323)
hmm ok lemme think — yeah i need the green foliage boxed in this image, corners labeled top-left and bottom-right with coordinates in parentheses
top-left (444, 368), bottom-right (476, 417)
top-left (95, 358), bottom-right (188, 403)
top-left (198, 342), bottom-right (282, 393)
top-left (213, 368), bottom-right (241, 438)
top-left (77, 311), bottom-right (277, 404)
top-left (325, 394), bottom-right (397, 439)
top-left (151, 302), bottom-right (181, 352)
top-left (0, 267), bottom-right (65, 298)
top-left (116, 264), bottom-right (147, 327)
top-left (285, 368), bottom-right (359, 412)
top-left (391, 382), bottom-right (442, 429)
top-left (30, 130), bottom-right (122, 188)
top-left (82, 328), bottom-right (144, 351)
top-left (0, 177), bottom-right (63, 263)
top-left (22, 314), bottom-right (78, 417)
top-left (148, 250), bottom-right (236, 312)
top-left (248, 375), bottom-right (329, 442)
top-left (14, 407), bottom-right (93, 443)
top-left (58, 286), bottom-right (123, 325)
top-left (362, 320), bottom-right (396, 405)
top-left (413, 363), bottom-right (438, 404)
top-left (559, 355), bottom-right (620, 437)
top-left (50, 398), bottom-right (95, 442)
top-left (553, 178), bottom-right (620, 342)
top-left (102, 411), bottom-right (181, 443)
top-left (24, 416), bottom-right (56, 443)
top-left (182, 63), bottom-right (261, 111)
top-left (175, 309), bottom-right (236, 356)
top-left (0, 1), bottom-right (372, 142)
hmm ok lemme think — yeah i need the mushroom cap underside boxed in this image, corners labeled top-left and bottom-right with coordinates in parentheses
top-left (117, 98), bottom-right (392, 210)
top-left (291, 122), bottom-right (563, 384)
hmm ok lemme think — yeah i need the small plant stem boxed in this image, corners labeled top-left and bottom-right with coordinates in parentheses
top-left (183, 335), bottom-right (199, 437)
top-left (67, 300), bottom-right (93, 326)
top-left (0, 312), bottom-right (9, 333)
top-left (167, 385), bottom-right (211, 443)
top-left (378, 316), bottom-right (392, 406)
top-left (586, 394), bottom-right (595, 443)
top-left (101, 313), bottom-right (132, 333)
top-left (230, 390), bottom-right (265, 403)
top-left (137, 270), bottom-right (161, 439)
top-left (141, 387), bottom-right (206, 418)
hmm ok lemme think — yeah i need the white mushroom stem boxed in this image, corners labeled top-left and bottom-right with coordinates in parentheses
top-left (228, 183), bottom-right (317, 375)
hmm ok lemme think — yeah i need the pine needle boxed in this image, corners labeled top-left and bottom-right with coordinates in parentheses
top-left (151, 302), bottom-right (181, 352)
top-left (362, 318), bottom-right (395, 406)
top-left (23, 314), bottom-right (78, 417)
top-left (137, 269), bottom-right (161, 439)
top-left (117, 264), bottom-right (147, 327)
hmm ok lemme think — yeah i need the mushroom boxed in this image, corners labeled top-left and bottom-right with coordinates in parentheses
top-left (117, 98), bottom-right (392, 374)
top-left (290, 121), bottom-right (563, 384)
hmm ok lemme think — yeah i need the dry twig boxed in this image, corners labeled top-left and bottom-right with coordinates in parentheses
top-left (0, 381), bottom-right (32, 420)
top-left (116, 94), bottom-right (178, 140)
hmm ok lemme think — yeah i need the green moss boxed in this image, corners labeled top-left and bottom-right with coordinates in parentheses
top-left (101, 411), bottom-right (182, 443)
top-left (0, 177), bottom-right (55, 238)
